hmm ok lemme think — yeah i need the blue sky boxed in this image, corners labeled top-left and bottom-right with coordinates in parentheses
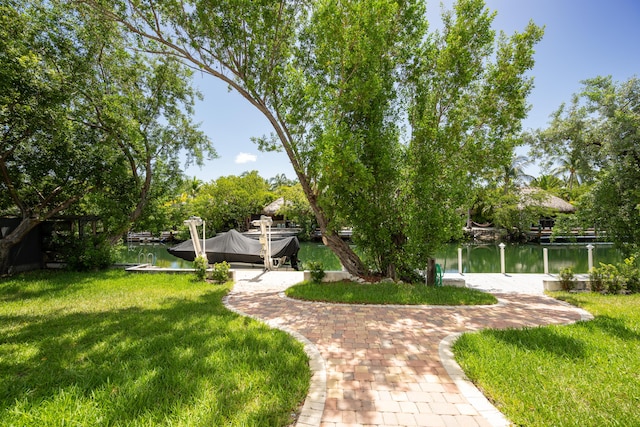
top-left (184, 0), bottom-right (640, 182)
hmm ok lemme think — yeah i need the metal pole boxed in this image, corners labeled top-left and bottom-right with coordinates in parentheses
top-left (499, 243), bottom-right (506, 275)
top-left (458, 247), bottom-right (463, 275)
top-left (543, 248), bottom-right (549, 275)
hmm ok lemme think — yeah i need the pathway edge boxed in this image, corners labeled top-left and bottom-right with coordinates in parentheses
top-left (222, 295), bottom-right (326, 427)
top-left (439, 298), bottom-right (594, 427)
top-left (439, 333), bottom-right (511, 427)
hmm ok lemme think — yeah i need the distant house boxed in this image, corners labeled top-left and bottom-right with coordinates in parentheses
top-left (518, 187), bottom-right (575, 230)
top-left (518, 187), bottom-right (576, 214)
top-left (249, 197), bottom-right (293, 229)
top-left (262, 197), bottom-right (286, 216)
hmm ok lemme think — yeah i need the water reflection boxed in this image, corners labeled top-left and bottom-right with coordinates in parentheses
top-left (435, 243), bottom-right (623, 274)
top-left (297, 243), bottom-right (343, 271)
top-left (117, 241), bottom-right (623, 274)
top-left (116, 242), bottom-right (190, 268)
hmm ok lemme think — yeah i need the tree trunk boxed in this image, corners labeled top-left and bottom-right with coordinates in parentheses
top-left (0, 245), bottom-right (11, 276)
top-left (322, 232), bottom-right (368, 277)
top-left (109, 154), bottom-right (154, 245)
top-left (426, 257), bottom-right (436, 286)
top-left (301, 190), bottom-right (368, 278)
top-left (0, 217), bottom-right (40, 275)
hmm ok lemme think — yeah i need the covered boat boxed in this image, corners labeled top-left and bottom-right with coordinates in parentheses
top-left (167, 229), bottom-right (299, 269)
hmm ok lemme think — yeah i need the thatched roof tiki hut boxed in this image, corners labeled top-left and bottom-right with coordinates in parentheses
top-left (518, 187), bottom-right (576, 214)
top-left (518, 187), bottom-right (576, 235)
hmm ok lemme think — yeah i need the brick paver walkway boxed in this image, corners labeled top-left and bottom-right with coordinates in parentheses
top-left (223, 271), bottom-right (592, 427)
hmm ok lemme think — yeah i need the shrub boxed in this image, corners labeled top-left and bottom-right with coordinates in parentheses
top-left (589, 257), bottom-right (640, 295)
top-left (210, 261), bottom-right (231, 284)
top-left (64, 235), bottom-right (116, 271)
top-left (589, 267), bottom-right (605, 292)
top-left (590, 263), bottom-right (625, 294)
top-left (558, 266), bottom-right (576, 291)
top-left (620, 256), bottom-right (640, 293)
top-left (192, 255), bottom-right (209, 281)
top-left (603, 263), bottom-right (625, 294)
top-left (305, 261), bottom-right (325, 283)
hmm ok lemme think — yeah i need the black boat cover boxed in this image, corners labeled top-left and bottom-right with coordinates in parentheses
top-left (167, 229), bottom-right (299, 268)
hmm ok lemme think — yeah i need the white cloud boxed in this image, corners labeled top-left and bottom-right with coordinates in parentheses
top-left (235, 152), bottom-right (257, 164)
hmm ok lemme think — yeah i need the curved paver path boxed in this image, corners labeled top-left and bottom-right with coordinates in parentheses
top-left (223, 271), bottom-right (592, 427)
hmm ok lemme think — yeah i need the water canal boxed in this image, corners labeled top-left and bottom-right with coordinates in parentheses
top-left (117, 241), bottom-right (623, 274)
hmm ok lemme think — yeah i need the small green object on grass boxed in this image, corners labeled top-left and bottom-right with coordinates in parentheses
top-left (435, 263), bottom-right (443, 287)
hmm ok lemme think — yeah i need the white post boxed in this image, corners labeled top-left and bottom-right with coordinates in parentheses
top-left (458, 247), bottom-right (463, 275)
top-left (499, 243), bottom-right (506, 275)
top-left (202, 220), bottom-right (206, 257)
top-left (587, 244), bottom-right (595, 272)
top-left (261, 220), bottom-right (269, 270)
top-left (268, 220), bottom-right (272, 268)
top-left (543, 248), bottom-right (549, 275)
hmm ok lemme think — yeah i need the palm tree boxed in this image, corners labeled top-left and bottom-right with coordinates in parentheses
top-left (551, 154), bottom-right (582, 191)
top-left (530, 174), bottom-right (563, 193)
top-left (185, 177), bottom-right (203, 198)
top-left (268, 173), bottom-right (296, 191)
top-left (501, 154), bottom-right (534, 191)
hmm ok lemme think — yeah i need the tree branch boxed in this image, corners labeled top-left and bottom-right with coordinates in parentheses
top-left (0, 154), bottom-right (27, 214)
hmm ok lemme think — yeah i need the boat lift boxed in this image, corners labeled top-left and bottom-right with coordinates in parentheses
top-left (183, 215), bottom-right (283, 271)
top-left (184, 216), bottom-right (206, 259)
top-left (252, 215), bottom-right (275, 270)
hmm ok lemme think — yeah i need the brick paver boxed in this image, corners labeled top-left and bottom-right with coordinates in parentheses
top-left (223, 271), bottom-right (592, 427)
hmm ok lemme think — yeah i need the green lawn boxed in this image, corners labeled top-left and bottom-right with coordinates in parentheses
top-left (286, 280), bottom-right (498, 305)
top-left (0, 270), bottom-right (310, 427)
top-left (453, 292), bottom-right (640, 427)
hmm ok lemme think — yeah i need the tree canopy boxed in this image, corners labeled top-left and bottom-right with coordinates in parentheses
top-left (530, 76), bottom-right (640, 253)
top-left (0, 0), bottom-right (213, 273)
top-left (81, 0), bottom-right (543, 280)
top-left (192, 171), bottom-right (273, 234)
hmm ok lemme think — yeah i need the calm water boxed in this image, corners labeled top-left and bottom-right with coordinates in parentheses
top-left (117, 241), bottom-right (623, 274)
top-left (436, 243), bottom-right (622, 274)
top-left (115, 241), bottom-right (345, 270)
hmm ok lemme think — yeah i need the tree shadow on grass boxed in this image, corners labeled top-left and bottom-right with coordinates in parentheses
top-left (0, 270), bottom-right (98, 302)
top-left (0, 286), bottom-right (309, 426)
top-left (480, 326), bottom-right (588, 360)
top-left (573, 315), bottom-right (640, 342)
top-left (555, 294), bottom-right (640, 341)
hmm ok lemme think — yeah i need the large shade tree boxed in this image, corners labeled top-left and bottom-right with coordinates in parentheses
top-left (83, 0), bottom-right (542, 279)
top-left (76, 39), bottom-right (214, 244)
top-left (1, 1), bottom-right (115, 273)
top-left (530, 76), bottom-right (640, 254)
top-left (0, 0), bottom-right (213, 273)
